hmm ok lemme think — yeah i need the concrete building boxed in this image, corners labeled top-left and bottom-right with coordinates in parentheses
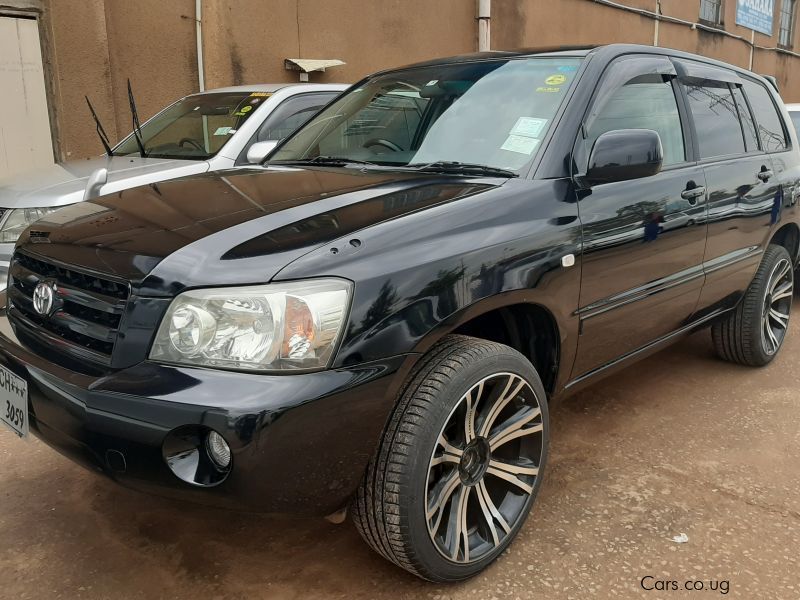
top-left (2, 0), bottom-right (800, 177)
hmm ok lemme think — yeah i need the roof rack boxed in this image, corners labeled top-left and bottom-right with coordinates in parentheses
top-left (512, 45), bottom-right (598, 54)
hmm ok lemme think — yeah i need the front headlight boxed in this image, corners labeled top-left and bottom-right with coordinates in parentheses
top-left (149, 279), bottom-right (352, 372)
top-left (0, 207), bottom-right (60, 243)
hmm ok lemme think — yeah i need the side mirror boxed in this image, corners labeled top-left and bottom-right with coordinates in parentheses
top-left (585, 129), bottom-right (663, 186)
top-left (83, 167), bottom-right (108, 201)
top-left (246, 140), bottom-right (279, 164)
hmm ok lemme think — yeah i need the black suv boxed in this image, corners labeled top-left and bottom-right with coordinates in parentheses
top-left (1, 44), bottom-right (797, 582)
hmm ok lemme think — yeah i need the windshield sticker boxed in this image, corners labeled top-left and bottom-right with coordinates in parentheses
top-left (249, 92), bottom-right (272, 98)
top-left (425, 80), bottom-right (439, 87)
top-left (511, 117), bottom-right (548, 138)
top-left (501, 135), bottom-right (541, 155)
top-left (558, 65), bottom-right (578, 73)
top-left (214, 126), bottom-right (234, 136)
top-left (545, 74), bottom-right (567, 86)
top-left (234, 105), bottom-right (254, 117)
top-left (536, 86), bottom-right (561, 93)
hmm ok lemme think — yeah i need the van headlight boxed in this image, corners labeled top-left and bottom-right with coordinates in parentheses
top-left (149, 279), bottom-right (352, 371)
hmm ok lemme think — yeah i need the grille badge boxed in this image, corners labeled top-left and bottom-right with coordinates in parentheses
top-left (32, 281), bottom-right (57, 316)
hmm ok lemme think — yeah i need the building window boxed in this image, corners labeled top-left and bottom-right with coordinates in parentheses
top-left (700, 0), bottom-right (723, 25)
top-left (779, 0), bottom-right (796, 47)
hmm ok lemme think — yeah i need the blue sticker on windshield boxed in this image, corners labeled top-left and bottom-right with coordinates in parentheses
top-left (558, 65), bottom-right (578, 72)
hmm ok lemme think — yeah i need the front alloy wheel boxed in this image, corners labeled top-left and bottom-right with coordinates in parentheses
top-left (353, 335), bottom-right (549, 582)
top-left (426, 372), bottom-right (544, 564)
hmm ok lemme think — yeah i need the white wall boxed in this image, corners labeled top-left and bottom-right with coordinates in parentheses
top-left (0, 16), bottom-right (53, 179)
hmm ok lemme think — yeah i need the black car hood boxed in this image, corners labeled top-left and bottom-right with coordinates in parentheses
top-left (17, 166), bottom-right (497, 296)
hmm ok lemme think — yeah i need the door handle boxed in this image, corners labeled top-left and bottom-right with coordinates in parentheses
top-left (681, 186), bottom-right (706, 204)
top-left (758, 169), bottom-right (774, 182)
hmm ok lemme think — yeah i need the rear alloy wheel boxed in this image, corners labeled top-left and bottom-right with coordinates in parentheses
top-left (760, 255), bottom-right (793, 356)
top-left (352, 335), bottom-right (549, 582)
top-left (712, 244), bottom-right (794, 366)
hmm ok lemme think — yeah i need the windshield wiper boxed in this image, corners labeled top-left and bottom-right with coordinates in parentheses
top-left (127, 79), bottom-right (147, 158)
top-left (403, 161), bottom-right (518, 178)
top-left (269, 156), bottom-right (377, 167)
top-left (85, 96), bottom-right (114, 157)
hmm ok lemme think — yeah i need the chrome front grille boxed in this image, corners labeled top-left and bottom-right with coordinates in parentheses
top-left (7, 251), bottom-right (130, 366)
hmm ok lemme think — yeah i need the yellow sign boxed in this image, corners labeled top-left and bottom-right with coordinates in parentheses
top-left (545, 74), bottom-right (567, 86)
top-left (536, 86), bottom-right (561, 93)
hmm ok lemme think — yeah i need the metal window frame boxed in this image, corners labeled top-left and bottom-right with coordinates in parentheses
top-left (779, 0), bottom-right (797, 48)
top-left (699, 0), bottom-right (724, 26)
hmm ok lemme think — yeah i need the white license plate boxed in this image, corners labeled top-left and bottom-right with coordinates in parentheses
top-left (0, 364), bottom-right (28, 438)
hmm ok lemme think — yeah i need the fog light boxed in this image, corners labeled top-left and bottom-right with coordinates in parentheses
top-left (206, 430), bottom-right (231, 468)
top-left (163, 426), bottom-right (231, 487)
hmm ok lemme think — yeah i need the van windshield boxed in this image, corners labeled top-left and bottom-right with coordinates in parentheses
top-left (270, 58), bottom-right (582, 173)
top-left (113, 91), bottom-right (270, 160)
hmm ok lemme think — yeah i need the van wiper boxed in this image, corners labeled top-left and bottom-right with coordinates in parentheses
top-left (85, 96), bottom-right (114, 156)
top-left (270, 156), bottom-right (377, 166)
top-left (127, 79), bottom-right (147, 158)
top-left (403, 161), bottom-right (518, 178)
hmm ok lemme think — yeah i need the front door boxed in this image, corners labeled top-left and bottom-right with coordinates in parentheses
top-left (571, 55), bottom-right (708, 378)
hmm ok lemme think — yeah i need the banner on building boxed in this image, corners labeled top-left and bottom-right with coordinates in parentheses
top-left (736, 0), bottom-right (775, 35)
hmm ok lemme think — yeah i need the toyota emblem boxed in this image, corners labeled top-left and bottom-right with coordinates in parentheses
top-left (32, 281), bottom-right (57, 316)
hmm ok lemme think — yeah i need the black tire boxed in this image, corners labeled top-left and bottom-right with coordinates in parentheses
top-left (712, 244), bottom-right (794, 366)
top-left (352, 335), bottom-right (549, 582)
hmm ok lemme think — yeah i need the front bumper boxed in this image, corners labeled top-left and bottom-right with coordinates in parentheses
top-left (0, 314), bottom-right (410, 514)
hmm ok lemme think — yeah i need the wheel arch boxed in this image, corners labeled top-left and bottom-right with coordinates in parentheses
top-left (769, 222), bottom-right (800, 264)
top-left (411, 297), bottom-right (563, 396)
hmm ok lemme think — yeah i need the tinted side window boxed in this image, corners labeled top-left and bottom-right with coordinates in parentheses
top-left (732, 86), bottom-right (759, 152)
top-left (685, 84), bottom-right (745, 158)
top-left (256, 93), bottom-right (337, 142)
top-left (586, 74), bottom-right (685, 166)
top-left (742, 79), bottom-right (788, 152)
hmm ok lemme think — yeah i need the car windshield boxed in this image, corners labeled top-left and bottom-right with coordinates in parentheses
top-left (113, 91), bottom-right (271, 159)
top-left (270, 57), bottom-right (582, 173)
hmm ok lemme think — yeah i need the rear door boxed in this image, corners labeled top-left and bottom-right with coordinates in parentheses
top-left (571, 55), bottom-right (708, 378)
top-left (676, 60), bottom-right (784, 315)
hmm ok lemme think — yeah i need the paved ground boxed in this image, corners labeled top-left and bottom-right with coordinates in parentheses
top-left (1, 323), bottom-right (799, 600)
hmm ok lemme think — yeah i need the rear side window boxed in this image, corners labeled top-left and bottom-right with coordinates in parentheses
top-left (742, 79), bottom-right (788, 152)
top-left (685, 83), bottom-right (745, 158)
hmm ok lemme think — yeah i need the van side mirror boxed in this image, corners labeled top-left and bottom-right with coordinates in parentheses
top-left (246, 140), bottom-right (279, 164)
top-left (585, 129), bottom-right (663, 186)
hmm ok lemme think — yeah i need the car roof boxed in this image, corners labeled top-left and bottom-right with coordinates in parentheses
top-left (385, 44), bottom-right (771, 85)
top-left (186, 83), bottom-right (347, 96)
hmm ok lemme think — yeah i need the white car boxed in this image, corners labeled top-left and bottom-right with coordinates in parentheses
top-left (787, 102), bottom-right (800, 136)
top-left (0, 83), bottom-right (347, 285)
